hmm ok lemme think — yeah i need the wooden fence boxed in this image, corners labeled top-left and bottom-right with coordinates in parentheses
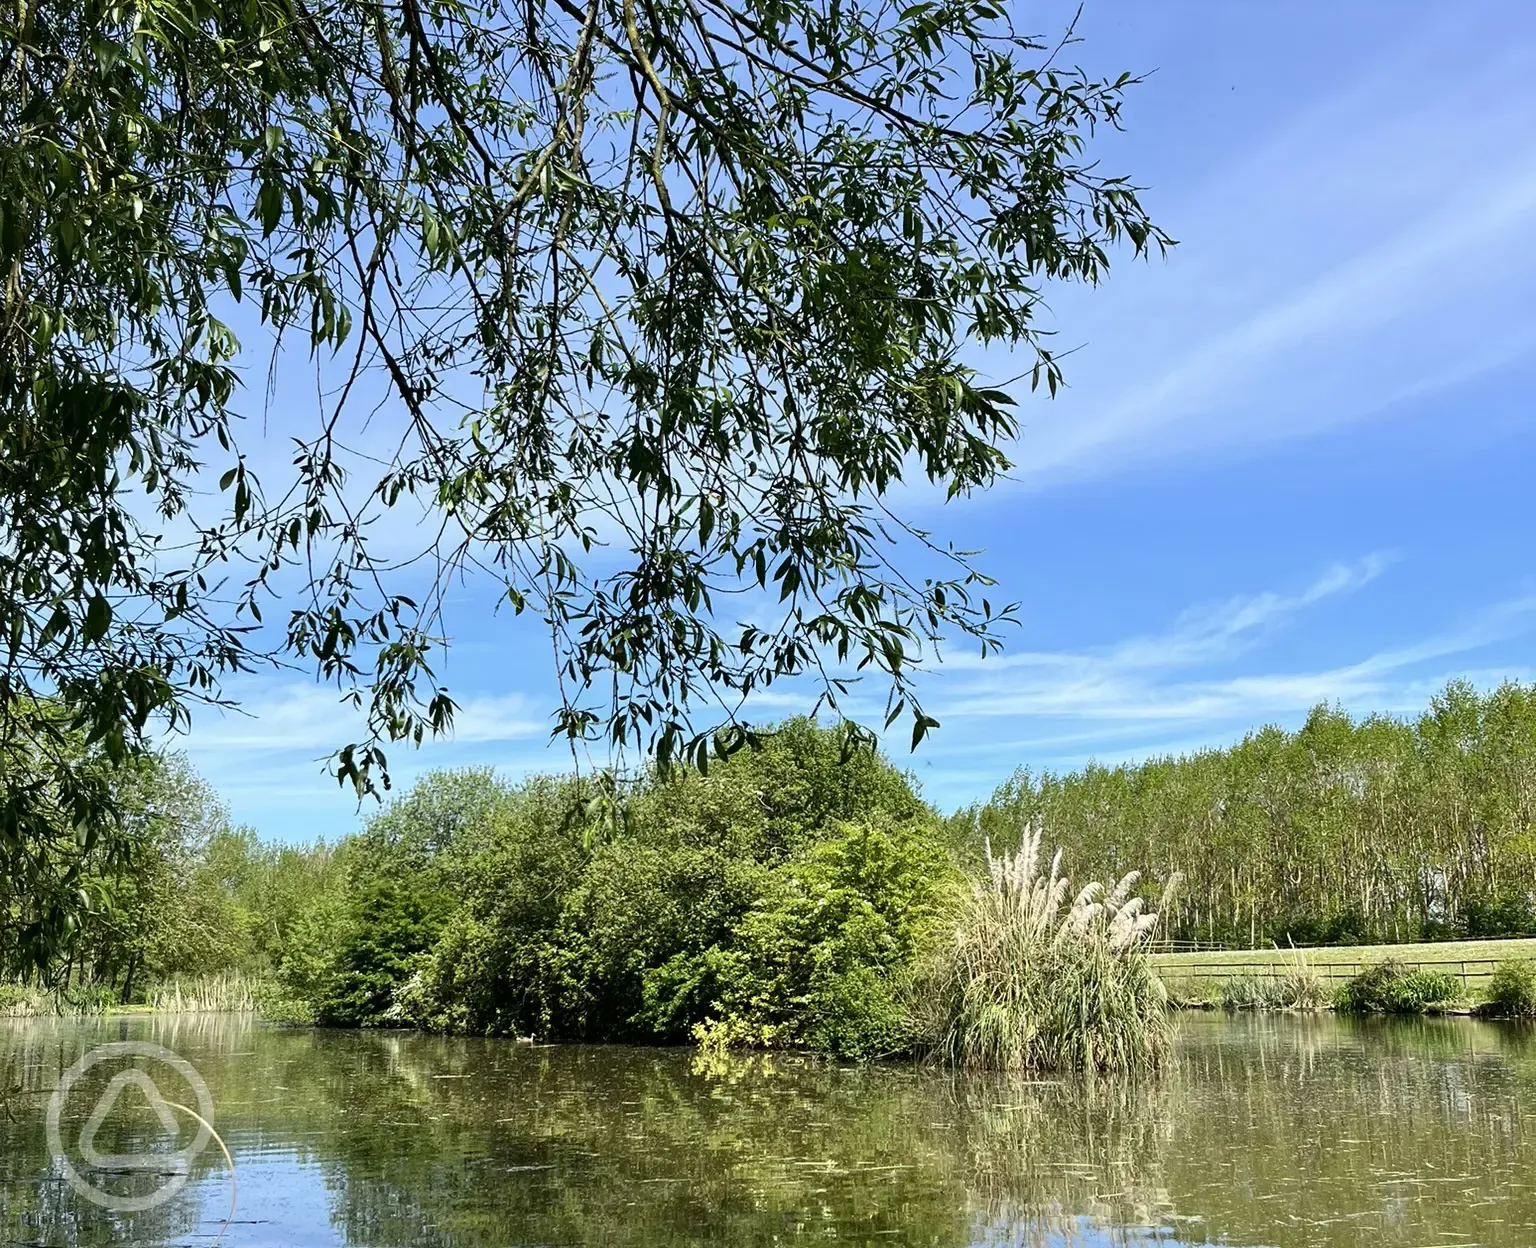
top-left (1155, 956), bottom-right (1507, 989)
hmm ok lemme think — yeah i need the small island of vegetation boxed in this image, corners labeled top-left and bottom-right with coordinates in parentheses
top-left (10, 682), bottom-right (1536, 1068)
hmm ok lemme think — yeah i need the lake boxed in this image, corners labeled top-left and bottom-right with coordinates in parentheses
top-left (2, 1011), bottom-right (1534, 1246)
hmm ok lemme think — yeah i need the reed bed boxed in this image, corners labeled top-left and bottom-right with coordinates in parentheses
top-left (1211, 951), bottom-right (1328, 1011)
top-left (0, 983), bottom-right (112, 1017)
top-left (147, 971), bottom-right (266, 1014)
top-left (910, 823), bottom-right (1171, 1073)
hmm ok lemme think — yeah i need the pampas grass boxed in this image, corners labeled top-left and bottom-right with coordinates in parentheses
top-left (1274, 949), bottom-right (1328, 1009)
top-left (910, 822), bottom-right (1172, 1073)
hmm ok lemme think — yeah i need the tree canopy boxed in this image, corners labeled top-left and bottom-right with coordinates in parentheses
top-left (959, 682), bottom-right (1536, 949)
top-left (1, 0), bottom-right (1166, 958)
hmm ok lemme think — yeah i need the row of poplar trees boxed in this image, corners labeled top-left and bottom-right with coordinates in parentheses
top-left (958, 682), bottom-right (1536, 948)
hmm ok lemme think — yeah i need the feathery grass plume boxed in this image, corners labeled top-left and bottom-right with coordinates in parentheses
top-left (910, 821), bottom-right (1171, 1072)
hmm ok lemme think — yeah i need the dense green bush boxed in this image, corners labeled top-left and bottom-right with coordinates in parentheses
top-left (1476, 960), bottom-right (1536, 1017)
top-left (1462, 893), bottom-right (1536, 939)
top-left (1273, 911), bottom-right (1370, 949)
top-left (1334, 960), bottom-right (1461, 1014)
top-left (268, 722), bottom-right (1171, 1068)
top-left (285, 770), bottom-right (516, 1027)
top-left (680, 820), bottom-right (958, 1058)
top-left (384, 722), bottom-right (957, 1058)
top-left (311, 876), bottom-right (450, 1026)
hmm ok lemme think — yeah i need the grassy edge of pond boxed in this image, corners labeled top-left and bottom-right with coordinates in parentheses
top-left (0, 970), bottom-right (297, 1019)
top-left (1156, 942), bottom-right (1536, 1018)
top-left (1152, 935), bottom-right (1536, 981)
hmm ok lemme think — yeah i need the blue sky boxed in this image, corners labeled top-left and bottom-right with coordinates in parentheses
top-left (181, 0), bottom-right (1536, 841)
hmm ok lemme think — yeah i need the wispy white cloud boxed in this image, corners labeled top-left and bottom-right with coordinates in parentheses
top-left (176, 682), bottom-right (555, 835)
top-left (993, 14), bottom-right (1536, 488)
top-left (921, 569), bottom-right (1536, 736)
top-left (182, 683), bottom-right (544, 755)
top-left (932, 554), bottom-right (1392, 680)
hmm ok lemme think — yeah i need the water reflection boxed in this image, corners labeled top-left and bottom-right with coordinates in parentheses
top-left (3, 1012), bottom-right (1535, 1246)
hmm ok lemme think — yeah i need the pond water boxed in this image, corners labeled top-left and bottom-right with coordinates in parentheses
top-left (2, 1011), bottom-right (1535, 1246)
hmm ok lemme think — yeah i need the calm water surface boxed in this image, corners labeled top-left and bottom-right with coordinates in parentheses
top-left (3, 1012), bottom-right (1535, 1246)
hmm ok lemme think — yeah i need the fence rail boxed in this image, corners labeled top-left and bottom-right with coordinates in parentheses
top-left (1156, 956), bottom-right (1508, 987)
top-left (1148, 933), bottom-right (1536, 954)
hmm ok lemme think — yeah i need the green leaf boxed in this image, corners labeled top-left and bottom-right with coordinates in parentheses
top-left (258, 178), bottom-right (283, 236)
top-left (85, 595), bottom-right (112, 642)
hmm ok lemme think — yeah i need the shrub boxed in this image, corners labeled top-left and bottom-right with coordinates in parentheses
top-left (1476, 959), bottom-right (1536, 1017)
top-left (1273, 909), bottom-right (1371, 948)
top-left (1394, 970), bottom-right (1461, 1012)
top-left (680, 820), bottom-right (958, 1059)
top-left (401, 745), bottom-right (953, 1057)
top-left (1335, 960), bottom-right (1461, 1014)
top-left (313, 875), bottom-right (449, 1026)
top-left (1463, 893), bottom-right (1536, 939)
top-left (910, 823), bottom-right (1169, 1073)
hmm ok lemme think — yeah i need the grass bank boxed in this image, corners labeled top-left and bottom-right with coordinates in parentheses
top-left (1155, 938), bottom-right (1536, 1015)
top-left (1153, 936), bottom-right (1536, 995)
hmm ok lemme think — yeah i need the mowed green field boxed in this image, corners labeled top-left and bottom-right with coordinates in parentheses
top-left (1152, 937), bottom-right (1536, 990)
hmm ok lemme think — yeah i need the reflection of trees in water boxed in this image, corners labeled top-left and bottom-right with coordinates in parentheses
top-left (282, 1034), bottom-right (1182, 1248)
top-left (947, 1073), bottom-right (1176, 1248)
top-left (9, 1018), bottom-right (1172, 1247)
top-left (0, 1019), bottom-right (219, 1248)
top-left (11, 1015), bottom-right (1536, 1247)
top-left (1154, 1013), bottom-right (1536, 1248)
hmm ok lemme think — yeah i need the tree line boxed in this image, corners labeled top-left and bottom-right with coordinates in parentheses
top-left (0, 720), bottom-right (335, 1004)
top-left (8, 720), bottom-right (961, 1055)
top-left (957, 681), bottom-right (1536, 949)
top-left (6, 717), bottom-right (1167, 1067)
top-left (15, 682), bottom-right (1535, 1028)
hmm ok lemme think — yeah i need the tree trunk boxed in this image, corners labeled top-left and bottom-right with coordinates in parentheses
top-left (120, 954), bottom-right (139, 1006)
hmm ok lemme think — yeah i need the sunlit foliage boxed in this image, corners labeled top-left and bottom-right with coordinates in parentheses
top-left (959, 682), bottom-right (1536, 948)
top-left (0, 0), bottom-right (1168, 975)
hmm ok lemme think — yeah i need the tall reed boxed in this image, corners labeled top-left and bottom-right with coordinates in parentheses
top-left (147, 971), bottom-right (264, 1014)
top-left (0, 982), bottom-right (112, 1017)
top-left (910, 823), bottom-right (1171, 1073)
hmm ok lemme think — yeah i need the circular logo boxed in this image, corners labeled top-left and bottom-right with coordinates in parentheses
top-left (45, 1041), bottom-right (216, 1212)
